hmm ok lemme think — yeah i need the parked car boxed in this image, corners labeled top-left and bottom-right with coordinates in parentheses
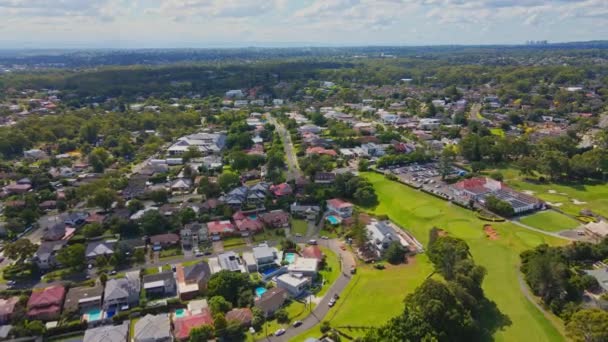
top-left (308, 239), bottom-right (317, 245)
top-left (328, 299), bottom-right (335, 307)
top-left (295, 233), bottom-right (302, 237)
top-left (321, 236), bottom-right (328, 240)
top-left (195, 251), bottom-right (204, 257)
top-left (333, 293), bottom-right (340, 300)
top-left (274, 329), bottom-right (286, 336)
top-left (110, 270), bottom-right (117, 275)
top-left (293, 320), bottom-right (303, 327)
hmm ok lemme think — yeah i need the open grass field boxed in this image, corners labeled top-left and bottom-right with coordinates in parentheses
top-left (488, 167), bottom-right (608, 218)
top-left (519, 210), bottom-right (581, 232)
top-left (294, 172), bottom-right (569, 342)
top-left (291, 219), bottom-right (308, 236)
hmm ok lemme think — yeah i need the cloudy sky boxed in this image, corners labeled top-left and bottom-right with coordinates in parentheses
top-left (0, 0), bottom-right (606, 48)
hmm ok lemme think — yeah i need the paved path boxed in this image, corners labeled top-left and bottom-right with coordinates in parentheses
top-left (517, 271), bottom-right (562, 333)
top-left (262, 239), bottom-right (356, 341)
top-left (509, 220), bottom-right (575, 241)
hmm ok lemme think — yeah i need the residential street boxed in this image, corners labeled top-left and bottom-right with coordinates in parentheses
top-left (268, 115), bottom-right (302, 181)
top-left (262, 239), bottom-right (356, 341)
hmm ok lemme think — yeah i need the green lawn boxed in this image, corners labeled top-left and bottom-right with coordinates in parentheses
top-left (129, 318), bottom-right (139, 341)
top-left (249, 300), bottom-right (309, 341)
top-left (295, 172), bottom-right (568, 342)
top-left (488, 167), bottom-right (608, 218)
top-left (316, 247), bottom-right (340, 297)
top-left (222, 236), bottom-right (247, 249)
top-left (519, 210), bottom-right (581, 232)
top-left (291, 219), bottom-right (308, 236)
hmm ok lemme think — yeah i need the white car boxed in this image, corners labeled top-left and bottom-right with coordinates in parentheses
top-left (274, 328), bottom-right (286, 336)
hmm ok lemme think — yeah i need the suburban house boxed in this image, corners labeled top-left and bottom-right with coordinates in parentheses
top-left (170, 178), bottom-right (192, 194)
top-left (176, 261), bottom-right (212, 300)
top-left (27, 285), bottom-right (66, 321)
top-left (276, 273), bottom-right (310, 297)
top-left (142, 271), bottom-right (176, 298)
top-left (212, 251), bottom-right (246, 273)
top-left (326, 198), bottom-right (354, 218)
top-left (103, 271), bottom-right (141, 312)
top-left (0, 297), bottom-right (19, 323)
top-left (150, 233), bottom-right (180, 250)
top-left (233, 211), bottom-right (264, 236)
top-left (64, 212), bottom-right (89, 227)
top-left (180, 222), bottom-right (207, 249)
top-left (83, 321), bottom-right (129, 342)
top-left (34, 240), bottom-right (68, 270)
top-left (361, 143), bottom-right (385, 157)
top-left (314, 172), bottom-right (336, 184)
top-left (173, 310), bottom-right (214, 341)
top-left (252, 244), bottom-right (280, 271)
top-left (366, 220), bottom-right (409, 258)
top-left (290, 203), bottom-right (321, 220)
top-left (451, 177), bottom-right (543, 214)
top-left (3, 183), bottom-right (32, 194)
top-left (301, 245), bottom-right (324, 263)
top-left (207, 220), bottom-right (235, 240)
top-left (133, 313), bottom-right (172, 342)
top-left (298, 124), bottom-right (322, 134)
top-left (287, 257), bottom-right (319, 277)
top-left (270, 183), bottom-right (292, 197)
top-left (254, 287), bottom-right (288, 316)
top-left (259, 210), bottom-right (290, 228)
top-left (63, 283), bottom-right (104, 315)
top-left (167, 132), bottom-right (227, 156)
top-left (306, 147), bottom-right (337, 157)
top-left (42, 223), bottom-right (73, 241)
top-left (85, 241), bottom-right (115, 261)
top-left (225, 308), bottom-right (253, 327)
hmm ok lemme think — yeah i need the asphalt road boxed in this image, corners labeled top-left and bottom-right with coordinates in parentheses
top-left (262, 239), bottom-right (356, 341)
top-left (268, 116), bottom-right (302, 182)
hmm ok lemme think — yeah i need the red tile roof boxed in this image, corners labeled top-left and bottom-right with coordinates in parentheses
top-left (27, 285), bottom-right (65, 307)
top-left (270, 183), bottom-right (292, 197)
top-left (225, 308), bottom-right (253, 326)
top-left (174, 310), bottom-right (214, 340)
top-left (207, 220), bottom-right (235, 235)
top-left (0, 296), bottom-right (19, 317)
top-left (327, 198), bottom-right (353, 209)
top-left (301, 246), bottom-right (324, 261)
top-left (305, 147), bottom-right (337, 157)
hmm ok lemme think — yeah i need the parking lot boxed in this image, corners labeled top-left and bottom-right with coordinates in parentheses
top-left (383, 163), bottom-right (466, 201)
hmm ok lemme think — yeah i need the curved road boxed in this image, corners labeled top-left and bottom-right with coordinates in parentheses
top-left (262, 239), bottom-right (356, 341)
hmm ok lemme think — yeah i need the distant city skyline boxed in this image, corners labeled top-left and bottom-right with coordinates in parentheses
top-left (0, 0), bottom-right (606, 49)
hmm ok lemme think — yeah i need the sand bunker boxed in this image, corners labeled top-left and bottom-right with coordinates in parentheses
top-left (548, 189), bottom-right (557, 194)
top-left (546, 201), bottom-right (563, 207)
top-left (522, 190), bottom-right (535, 195)
top-left (483, 224), bottom-right (499, 240)
top-left (572, 199), bottom-right (587, 205)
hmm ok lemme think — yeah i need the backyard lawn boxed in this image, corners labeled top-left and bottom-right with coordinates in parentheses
top-left (519, 210), bottom-right (581, 232)
top-left (295, 172), bottom-right (569, 342)
top-left (291, 219), bottom-right (308, 236)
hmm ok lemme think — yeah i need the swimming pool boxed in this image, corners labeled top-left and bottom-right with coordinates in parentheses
top-left (174, 308), bottom-right (187, 318)
top-left (86, 308), bottom-right (102, 321)
top-left (248, 214), bottom-right (258, 220)
top-left (284, 253), bottom-right (297, 264)
top-left (255, 287), bottom-right (267, 297)
top-left (327, 215), bottom-right (340, 225)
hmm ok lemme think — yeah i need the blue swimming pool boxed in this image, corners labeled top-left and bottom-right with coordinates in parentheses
top-left (327, 215), bottom-right (340, 224)
top-left (255, 287), bottom-right (267, 297)
top-left (249, 214), bottom-right (258, 220)
top-left (260, 266), bottom-right (280, 276)
top-left (285, 253), bottom-right (297, 264)
top-left (175, 308), bottom-right (186, 318)
top-left (86, 308), bottom-right (102, 321)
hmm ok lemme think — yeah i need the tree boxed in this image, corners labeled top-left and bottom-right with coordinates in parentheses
top-left (224, 319), bottom-right (245, 341)
top-left (179, 207), bottom-right (197, 225)
top-left (134, 248), bottom-right (146, 264)
top-left (218, 171), bottom-right (240, 192)
top-left (566, 309), bottom-right (608, 342)
top-left (198, 177), bottom-right (221, 198)
top-left (213, 314), bottom-right (227, 336)
top-left (56, 244), bottom-right (86, 270)
top-left (127, 199), bottom-right (144, 213)
top-left (140, 210), bottom-right (171, 235)
top-left (275, 309), bottom-right (289, 323)
top-left (149, 189), bottom-right (169, 204)
top-left (484, 195), bottom-right (515, 217)
top-left (358, 159), bottom-right (370, 172)
top-left (90, 188), bottom-right (117, 212)
top-left (88, 147), bottom-right (111, 172)
top-left (209, 296), bottom-right (232, 315)
top-left (182, 146), bottom-right (203, 162)
top-left (427, 236), bottom-right (470, 280)
top-left (320, 321), bottom-right (331, 334)
top-left (207, 271), bottom-right (252, 306)
top-left (385, 241), bottom-right (406, 265)
top-left (82, 223), bottom-right (104, 238)
top-left (189, 325), bottom-right (214, 342)
top-left (3, 239), bottom-right (38, 261)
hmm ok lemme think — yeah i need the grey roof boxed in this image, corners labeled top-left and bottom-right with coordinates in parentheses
top-left (83, 321), bottom-right (129, 342)
top-left (183, 262), bottom-right (211, 283)
top-left (218, 252), bottom-right (242, 272)
top-left (64, 284), bottom-right (104, 312)
top-left (585, 268), bottom-right (608, 292)
top-left (143, 271), bottom-right (176, 286)
top-left (133, 314), bottom-right (171, 342)
top-left (86, 241), bottom-right (115, 258)
top-left (104, 272), bottom-right (140, 302)
top-left (36, 240), bottom-right (68, 259)
top-left (252, 244), bottom-right (275, 260)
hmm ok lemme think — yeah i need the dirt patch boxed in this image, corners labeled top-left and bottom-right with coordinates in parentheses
top-left (483, 224), bottom-right (499, 240)
top-left (437, 228), bottom-right (448, 237)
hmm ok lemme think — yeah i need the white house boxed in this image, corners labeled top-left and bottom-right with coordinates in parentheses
top-left (276, 273), bottom-right (310, 297)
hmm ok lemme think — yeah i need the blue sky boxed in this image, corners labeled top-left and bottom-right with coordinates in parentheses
top-left (0, 0), bottom-right (606, 48)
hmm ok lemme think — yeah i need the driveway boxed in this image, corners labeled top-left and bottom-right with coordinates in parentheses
top-left (261, 239), bottom-right (356, 341)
